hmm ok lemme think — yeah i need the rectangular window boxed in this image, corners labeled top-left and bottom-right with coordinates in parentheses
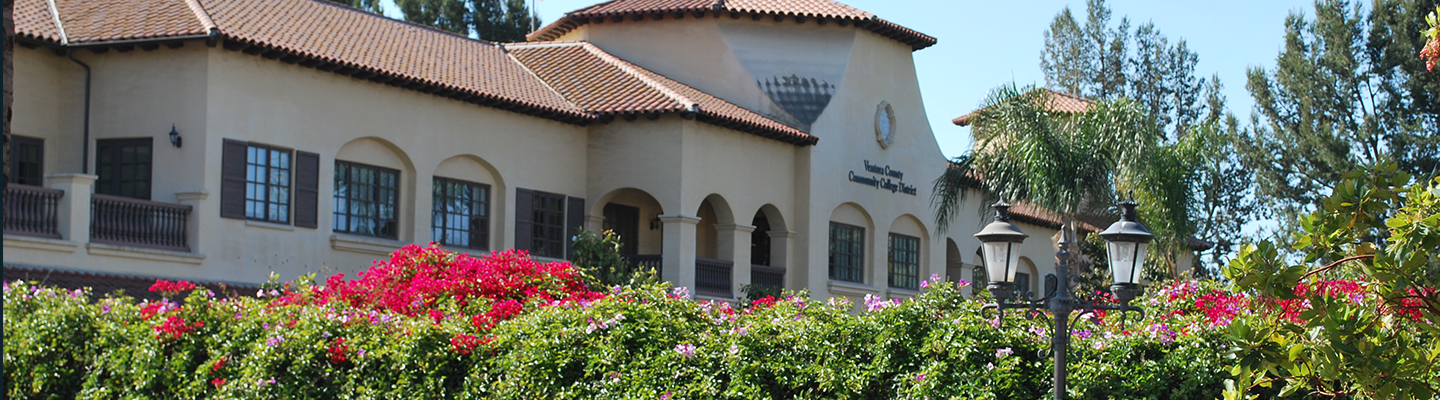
top-left (828, 222), bottom-right (865, 283)
top-left (333, 161), bottom-right (399, 239)
top-left (95, 138), bottom-right (152, 199)
top-left (888, 233), bottom-right (920, 289)
top-left (9, 136), bottom-right (43, 186)
top-left (530, 191), bottom-right (566, 258)
top-left (245, 145), bottom-right (292, 223)
top-left (432, 178), bottom-right (490, 250)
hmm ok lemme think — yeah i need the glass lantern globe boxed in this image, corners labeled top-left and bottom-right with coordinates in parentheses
top-left (1099, 196), bottom-right (1154, 300)
top-left (974, 200), bottom-right (1029, 286)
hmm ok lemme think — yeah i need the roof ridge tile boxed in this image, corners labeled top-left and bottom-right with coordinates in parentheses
top-left (499, 42), bottom-right (589, 114)
top-left (578, 42), bottom-right (698, 112)
top-left (183, 0), bottom-right (218, 32)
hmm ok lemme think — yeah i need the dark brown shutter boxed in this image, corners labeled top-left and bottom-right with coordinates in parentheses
top-left (220, 139), bottom-right (247, 219)
top-left (293, 151), bottom-right (320, 228)
top-left (566, 196), bottom-right (584, 259)
top-left (514, 188), bottom-right (534, 252)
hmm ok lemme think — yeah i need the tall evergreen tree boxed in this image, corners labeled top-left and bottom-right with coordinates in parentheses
top-left (1040, 0), bottom-right (1207, 140)
top-left (473, 0), bottom-right (539, 42)
top-left (397, 0), bottom-right (471, 35)
top-left (394, 0), bottom-right (540, 43)
top-left (1038, 0), bottom-right (1253, 276)
top-left (324, 0), bottom-right (385, 14)
top-left (1240, 0), bottom-right (1439, 230)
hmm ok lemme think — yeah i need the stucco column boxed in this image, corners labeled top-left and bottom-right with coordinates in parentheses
top-left (46, 173), bottom-right (96, 244)
top-left (658, 214), bottom-right (700, 293)
top-left (175, 190), bottom-right (208, 253)
top-left (716, 223), bottom-right (754, 298)
top-left (766, 230), bottom-right (800, 289)
top-left (585, 214), bottom-right (605, 234)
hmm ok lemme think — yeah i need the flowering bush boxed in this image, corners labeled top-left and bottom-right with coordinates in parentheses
top-left (4, 256), bottom-right (1246, 400)
top-left (1221, 164), bottom-right (1440, 399)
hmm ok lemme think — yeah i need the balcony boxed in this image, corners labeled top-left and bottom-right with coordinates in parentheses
top-left (4, 184), bottom-right (63, 239)
top-left (90, 194), bottom-right (192, 252)
top-left (750, 264), bottom-right (785, 292)
top-left (695, 257), bottom-right (733, 298)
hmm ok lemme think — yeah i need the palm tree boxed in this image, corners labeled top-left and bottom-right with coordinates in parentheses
top-left (933, 84), bottom-right (1207, 281)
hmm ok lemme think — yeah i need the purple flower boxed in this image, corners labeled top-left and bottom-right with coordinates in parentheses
top-left (920, 280), bottom-right (929, 289)
top-left (660, 392), bottom-right (671, 400)
top-left (266, 336), bottom-right (285, 347)
top-left (674, 343), bottom-right (696, 358)
top-left (996, 347), bottom-right (1014, 358)
top-left (914, 373), bottom-right (926, 381)
top-left (729, 344), bottom-right (739, 355)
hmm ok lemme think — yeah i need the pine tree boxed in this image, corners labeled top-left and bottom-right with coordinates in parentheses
top-left (473, 0), bottom-right (539, 43)
top-left (1038, 0), bottom-right (1251, 276)
top-left (397, 0), bottom-right (471, 35)
top-left (1240, 0), bottom-right (1439, 229)
top-left (324, 0), bottom-right (385, 14)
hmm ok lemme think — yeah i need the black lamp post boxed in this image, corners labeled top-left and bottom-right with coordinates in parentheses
top-left (975, 197), bottom-right (1151, 400)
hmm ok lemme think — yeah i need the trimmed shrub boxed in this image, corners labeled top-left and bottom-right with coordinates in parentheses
top-left (6, 245), bottom-right (1234, 399)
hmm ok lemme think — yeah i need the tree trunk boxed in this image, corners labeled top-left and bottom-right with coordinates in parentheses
top-left (4, 0), bottom-right (13, 191)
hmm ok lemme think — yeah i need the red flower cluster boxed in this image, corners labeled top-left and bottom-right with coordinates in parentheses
top-left (1194, 290), bottom-right (1247, 327)
top-left (1396, 287), bottom-right (1437, 322)
top-left (750, 296), bottom-right (778, 309)
top-left (327, 338), bottom-right (351, 365)
top-left (450, 333), bottom-right (489, 354)
top-left (317, 245), bottom-right (605, 331)
top-left (149, 280), bottom-right (197, 295)
top-left (471, 299), bottom-right (524, 330)
top-left (1422, 36), bottom-right (1438, 72)
top-left (154, 315), bottom-right (203, 341)
top-left (211, 378), bottom-right (225, 387)
top-left (210, 357), bottom-right (227, 373)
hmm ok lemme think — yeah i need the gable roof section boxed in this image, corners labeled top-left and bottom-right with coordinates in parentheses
top-left (205, 0), bottom-right (592, 122)
top-left (13, 0), bottom-right (814, 146)
top-left (528, 0), bottom-right (936, 51)
top-left (509, 42), bottom-right (817, 145)
top-left (952, 88), bottom-right (1096, 126)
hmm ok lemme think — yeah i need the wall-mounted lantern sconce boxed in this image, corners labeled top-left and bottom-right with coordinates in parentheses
top-left (650, 216), bottom-right (662, 230)
top-left (168, 125), bottom-right (182, 148)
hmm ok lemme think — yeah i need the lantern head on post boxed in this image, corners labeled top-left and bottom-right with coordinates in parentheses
top-left (974, 200), bottom-right (1029, 302)
top-left (1099, 195), bottom-right (1154, 303)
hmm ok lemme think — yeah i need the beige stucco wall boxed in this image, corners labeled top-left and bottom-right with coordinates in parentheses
top-left (6, 15), bottom-right (1133, 303)
top-left (4, 44), bottom-right (590, 285)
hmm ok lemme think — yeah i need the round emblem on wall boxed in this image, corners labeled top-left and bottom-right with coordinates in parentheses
top-left (875, 101), bottom-right (896, 148)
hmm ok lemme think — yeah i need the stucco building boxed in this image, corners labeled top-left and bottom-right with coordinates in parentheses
top-left (5, 0), bottom-right (1112, 304)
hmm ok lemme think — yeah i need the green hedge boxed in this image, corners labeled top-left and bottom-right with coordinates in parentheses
top-left (4, 273), bottom-right (1229, 399)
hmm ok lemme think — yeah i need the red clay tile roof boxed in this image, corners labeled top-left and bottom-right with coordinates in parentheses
top-left (15, 0), bottom-right (63, 42)
top-left (3, 265), bottom-right (261, 301)
top-left (205, 0), bottom-right (591, 121)
top-left (509, 42), bottom-right (818, 145)
top-left (952, 88), bottom-right (1096, 126)
top-left (55, 0), bottom-right (212, 44)
top-left (528, 0), bottom-right (937, 51)
top-left (14, 0), bottom-right (815, 146)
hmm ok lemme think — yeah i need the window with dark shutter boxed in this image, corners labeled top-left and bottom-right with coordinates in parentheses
top-left (530, 191), bottom-right (566, 258)
top-left (95, 138), bottom-right (153, 200)
top-left (333, 161), bottom-right (399, 239)
top-left (566, 196), bottom-right (584, 259)
top-left (244, 144), bottom-right (292, 223)
top-left (515, 189), bottom-right (534, 252)
top-left (432, 177), bottom-right (490, 250)
top-left (220, 139), bottom-right (248, 219)
top-left (8, 136), bottom-right (44, 186)
top-left (293, 151), bottom-right (320, 228)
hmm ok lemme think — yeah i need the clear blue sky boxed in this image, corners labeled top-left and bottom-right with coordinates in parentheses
top-left (383, 0), bottom-right (1318, 159)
